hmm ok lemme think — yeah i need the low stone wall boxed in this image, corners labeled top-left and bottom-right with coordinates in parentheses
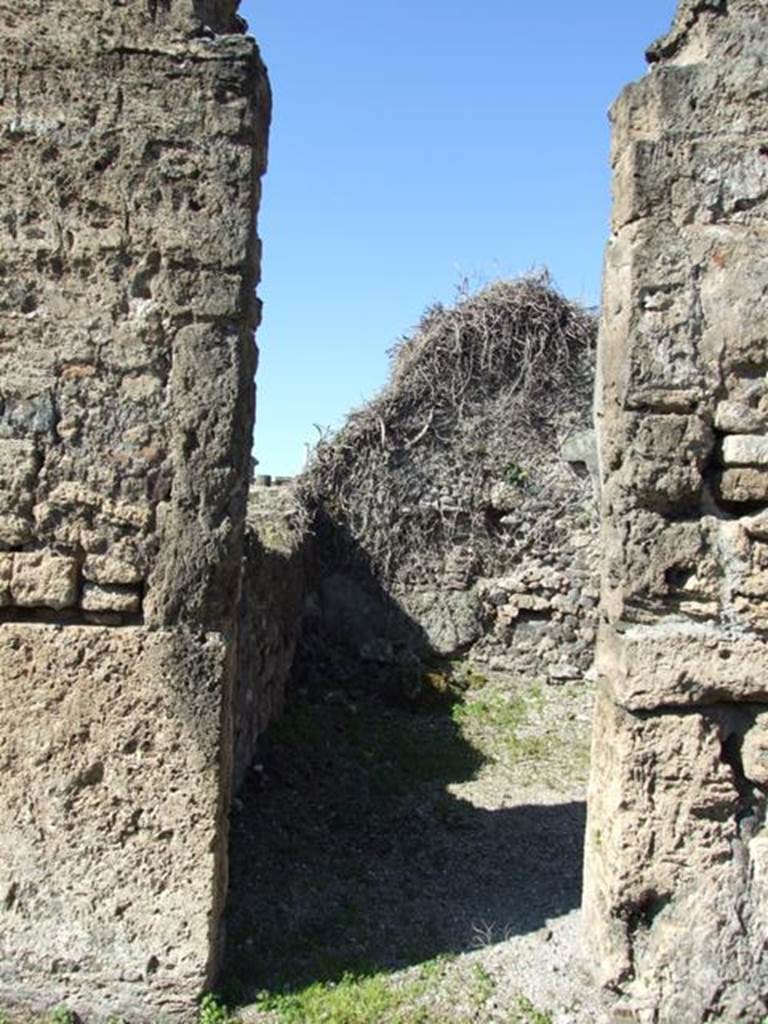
top-left (296, 440), bottom-right (600, 691)
top-left (294, 279), bottom-right (599, 690)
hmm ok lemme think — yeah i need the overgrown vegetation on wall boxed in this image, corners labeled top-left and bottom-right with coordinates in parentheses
top-left (299, 273), bottom-right (596, 589)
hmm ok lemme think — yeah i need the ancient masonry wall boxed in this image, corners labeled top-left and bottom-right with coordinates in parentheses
top-left (234, 482), bottom-right (307, 792)
top-left (584, 2), bottom-right (768, 1021)
top-left (293, 280), bottom-right (601, 693)
top-left (0, 1), bottom-right (269, 1019)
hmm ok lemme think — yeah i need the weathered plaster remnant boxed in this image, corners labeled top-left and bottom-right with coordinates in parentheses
top-left (585, 1), bottom-right (768, 1020)
top-left (0, 0), bottom-right (270, 1018)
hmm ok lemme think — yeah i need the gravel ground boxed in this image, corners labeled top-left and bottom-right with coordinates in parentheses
top-left (223, 674), bottom-right (617, 1023)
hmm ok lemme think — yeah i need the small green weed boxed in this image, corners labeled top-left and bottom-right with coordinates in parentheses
top-left (508, 995), bottom-right (553, 1024)
top-left (411, 661), bottom-right (488, 708)
top-left (467, 964), bottom-right (495, 1007)
top-left (452, 690), bottom-right (545, 764)
top-left (504, 462), bottom-right (529, 488)
top-left (50, 1009), bottom-right (76, 1024)
top-left (419, 670), bottom-right (461, 706)
top-left (452, 690), bottom-right (523, 729)
top-left (198, 993), bottom-right (233, 1024)
top-left (417, 953), bottom-right (455, 981)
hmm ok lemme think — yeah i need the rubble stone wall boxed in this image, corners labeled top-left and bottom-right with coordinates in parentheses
top-left (234, 483), bottom-right (307, 791)
top-left (299, 488), bottom-right (600, 695)
top-left (0, 1), bottom-right (270, 1018)
top-left (294, 284), bottom-right (601, 693)
top-left (470, 519), bottom-right (600, 683)
top-left (584, 2), bottom-right (768, 1020)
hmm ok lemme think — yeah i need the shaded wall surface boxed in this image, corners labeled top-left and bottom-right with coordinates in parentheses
top-left (295, 281), bottom-right (600, 692)
top-left (234, 482), bottom-right (307, 792)
top-left (585, 2), bottom-right (768, 1021)
top-left (0, 1), bottom-right (269, 1018)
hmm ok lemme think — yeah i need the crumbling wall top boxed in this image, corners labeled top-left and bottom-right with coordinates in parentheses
top-left (3, 1), bottom-right (250, 49)
top-left (646, 0), bottom-right (766, 65)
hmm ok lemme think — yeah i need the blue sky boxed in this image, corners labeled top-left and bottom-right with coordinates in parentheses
top-left (239, 1), bottom-right (677, 475)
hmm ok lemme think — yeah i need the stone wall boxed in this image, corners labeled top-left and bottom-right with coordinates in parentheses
top-left (471, 520), bottom-right (599, 683)
top-left (295, 279), bottom-right (600, 692)
top-left (584, 2), bottom-right (768, 1020)
top-left (0, 1), bottom-right (269, 1019)
top-left (298, 471), bottom-right (600, 695)
top-left (234, 482), bottom-right (307, 792)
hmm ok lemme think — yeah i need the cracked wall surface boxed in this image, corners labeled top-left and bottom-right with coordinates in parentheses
top-left (0, 0), bottom-right (269, 1018)
top-left (584, 1), bottom-right (768, 1021)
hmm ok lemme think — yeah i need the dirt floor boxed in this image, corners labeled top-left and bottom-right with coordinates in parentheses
top-left (222, 671), bottom-right (616, 1024)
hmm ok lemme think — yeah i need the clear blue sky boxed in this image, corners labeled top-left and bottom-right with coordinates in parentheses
top-left (239, 1), bottom-right (677, 476)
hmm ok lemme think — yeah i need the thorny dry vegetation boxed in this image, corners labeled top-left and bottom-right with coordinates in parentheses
top-left (298, 274), bottom-right (597, 586)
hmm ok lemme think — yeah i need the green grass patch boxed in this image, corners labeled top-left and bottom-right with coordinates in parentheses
top-left (452, 689), bottom-right (547, 763)
top-left (508, 996), bottom-right (554, 1024)
top-left (243, 955), bottom-right (502, 1024)
top-left (451, 681), bottom-right (591, 785)
top-left (253, 972), bottom-right (417, 1024)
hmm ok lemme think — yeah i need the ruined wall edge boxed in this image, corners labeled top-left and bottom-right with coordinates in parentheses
top-left (0, 2), bottom-right (270, 1017)
top-left (584, 2), bottom-right (768, 1021)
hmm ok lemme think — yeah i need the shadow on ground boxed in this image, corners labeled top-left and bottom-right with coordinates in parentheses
top-left (221, 688), bottom-right (586, 1002)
